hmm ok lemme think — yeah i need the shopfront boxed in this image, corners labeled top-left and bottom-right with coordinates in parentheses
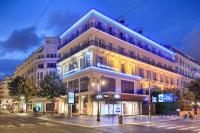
top-left (92, 92), bottom-right (145, 116)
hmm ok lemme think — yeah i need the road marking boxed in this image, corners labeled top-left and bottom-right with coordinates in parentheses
top-left (156, 124), bottom-right (177, 128)
top-left (6, 125), bottom-right (16, 128)
top-left (165, 125), bottom-right (184, 129)
top-left (39, 122), bottom-right (58, 126)
top-left (178, 126), bottom-right (197, 130)
top-left (194, 128), bottom-right (200, 131)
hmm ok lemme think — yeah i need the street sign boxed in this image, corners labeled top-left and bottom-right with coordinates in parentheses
top-left (68, 92), bottom-right (75, 104)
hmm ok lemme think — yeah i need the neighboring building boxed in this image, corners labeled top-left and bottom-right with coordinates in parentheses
top-left (172, 47), bottom-right (200, 87)
top-left (57, 9), bottom-right (200, 116)
top-left (0, 77), bottom-right (12, 110)
top-left (14, 37), bottom-right (60, 86)
top-left (13, 37), bottom-right (60, 113)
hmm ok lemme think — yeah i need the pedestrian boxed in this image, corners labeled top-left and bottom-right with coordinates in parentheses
top-left (188, 112), bottom-right (193, 119)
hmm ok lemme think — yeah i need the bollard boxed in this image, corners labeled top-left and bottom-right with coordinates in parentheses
top-left (119, 115), bottom-right (123, 124)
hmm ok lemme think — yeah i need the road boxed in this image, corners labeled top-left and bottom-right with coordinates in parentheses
top-left (0, 113), bottom-right (199, 133)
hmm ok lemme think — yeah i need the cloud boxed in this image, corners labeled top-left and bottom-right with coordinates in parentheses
top-left (183, 25), bottom-right (200, 62)
top-left (46, 10), bottom-right (81, 34)
top-left (0, 58), bottom-right (22, 79)
top-left (0, 26), bottom-right (41, 55)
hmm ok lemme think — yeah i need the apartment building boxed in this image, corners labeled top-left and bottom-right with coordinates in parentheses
top-left (14, 37), bottom-right (60, 86)
top-left (0, 77), bottom-right (12, 110)
top-left (13, 37), bottom-right (60, 112)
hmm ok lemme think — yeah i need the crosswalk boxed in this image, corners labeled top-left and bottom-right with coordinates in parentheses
top-left (0, 122), bottom-right (58, 128)
top-left (128, 121), bottom-right (200, 132)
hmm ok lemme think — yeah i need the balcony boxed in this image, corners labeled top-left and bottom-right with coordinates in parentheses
top-left (59, 40), bottom-right (178, 74)
top-left (59, 22), bottom-right (175, 62)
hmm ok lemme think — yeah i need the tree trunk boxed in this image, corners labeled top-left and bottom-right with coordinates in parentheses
top-left (51, 100), bottom-right (55, 116)
top-left (25, 101), bottom-right (27, 113)
top-left (43, 100), bottom-right (45, 115)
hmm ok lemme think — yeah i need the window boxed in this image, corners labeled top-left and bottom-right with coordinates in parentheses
top-left (40, 72), bottom-right (43, 80)
top-left (38, 64), bottom-right (44, 69)
top-left (109, 60), bottom-right (114, 68)
top-left (97, 21), bottom-right (101, 29)
top-left (80, 58), bottom-right (84, 69)
top-left (80, 77), bottom-right (90, 92)
top-left (109, 43), bottom-right (113, 50)
top-left (68, 79), bottom-right (79, 92)
top-left (101, 77), bottom-right (116, 92)
top-left (138, 68), bottom-right (144, 77)
top-left (165, 76), bottom-right (169, 83)
top-left (160, 74), bottom-right (163, 82)
top-left (170, 78), bottom-right (174, 84)
top-left (120, 32), bottom-right (125, 40)
top-left (129, 36), bottom-right (133, 44)
top-left (121, 80), bottom-right (134, 93)
top-left (108, 27), bottom-right (112, 34)
top-left (121, 64), bottom-right (125, 73)
top-left (153, 72), bottom-right (157, 80)
top-left (119, 46), bottom-right (125, 54)
top-left (47, 63), bottom-right (56, 68)
top-left (129, 50), bottom-right (135, 57)
top-left (132, 67), bottom-right (135, 75)
top-left (146, 70), bottom-right (151, 79)
top-left (97, 56), bottom-right (104, 64)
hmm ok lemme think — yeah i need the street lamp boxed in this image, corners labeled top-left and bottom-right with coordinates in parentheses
top-left (92, 75), bottom-right (105, 122)
top-left (145, 82), bottom-right (151, 121)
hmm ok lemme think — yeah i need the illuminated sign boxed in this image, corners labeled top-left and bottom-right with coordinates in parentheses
top-left (152, 96), bottom-right (157, 103)
top-left (68, 92), bottom-right (75, 104)
top-left (97, 63), bottom-right (114, 70)
top-left (163, 93), bottom-right (173, 102)
top-left (96, 94), bottom-right (103, 99)
top-left (158, 94), bottom-right (164, 102)
top-left (158, 93), bottom-right (175, 103)
top-left (114, 94), bottom-right (120, 99)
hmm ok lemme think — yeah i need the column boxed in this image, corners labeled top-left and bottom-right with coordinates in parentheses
top-left (87, 95), bottom-right (93, 115)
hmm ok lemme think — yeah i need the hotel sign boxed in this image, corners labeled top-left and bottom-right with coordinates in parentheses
top-left (68, 92), bottom-right (75, 104)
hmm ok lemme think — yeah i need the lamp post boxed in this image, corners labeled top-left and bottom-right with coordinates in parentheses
top-left (92, 75), bottom-right (105, 122)
top-left (148, 88), bottom-right (151, 121)
top-left (146, 81), bottom-right (151, 121)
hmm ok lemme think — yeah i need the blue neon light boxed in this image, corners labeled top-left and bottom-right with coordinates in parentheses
top-left (59, 9), bottom-right (174, 56)
top-left (61, 66), bottom-right (142, 80)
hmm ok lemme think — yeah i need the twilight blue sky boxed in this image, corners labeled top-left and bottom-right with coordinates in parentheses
top-left (0, 0), bottom-right (200, 79)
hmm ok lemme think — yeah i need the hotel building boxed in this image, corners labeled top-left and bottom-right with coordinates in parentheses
top-left (57, 9), bottom-right (200, 116)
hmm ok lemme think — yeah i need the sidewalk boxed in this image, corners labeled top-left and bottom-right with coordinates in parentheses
top-left (35, 115), bottom-right (181, 127)
top-left (9, 112), bottom-right (181, 127)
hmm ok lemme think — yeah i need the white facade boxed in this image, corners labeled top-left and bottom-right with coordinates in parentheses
top-left (14, 37), bottom-right (60, 86)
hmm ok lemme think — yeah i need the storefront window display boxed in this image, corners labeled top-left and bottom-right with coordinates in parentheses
top-left (122, 101), bottom-right (132, 115)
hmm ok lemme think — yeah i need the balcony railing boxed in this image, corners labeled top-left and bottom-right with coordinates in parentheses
top-left (59, 22), bottom-right (175, 62)
top-left (59, 40), bottom-right (195, 79)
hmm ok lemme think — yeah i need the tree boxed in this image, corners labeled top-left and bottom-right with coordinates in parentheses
top-left (165, 88), bottom-right (195, 111)
top-left (9, 76), bottom-right (37, 112)
top-left (188, 79), bottom-right (200, 100)
top-left (9, 76), bottom-right (24, 101)
top-left (38, 72), bottom-right (67, 115)
top-left (22, 78), bottom-right (38, 112)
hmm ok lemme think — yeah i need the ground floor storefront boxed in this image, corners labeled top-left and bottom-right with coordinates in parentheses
top-left (3, 92), bottom-right (147, 116)
top-left (67, 92), bottom-right (146, 116)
